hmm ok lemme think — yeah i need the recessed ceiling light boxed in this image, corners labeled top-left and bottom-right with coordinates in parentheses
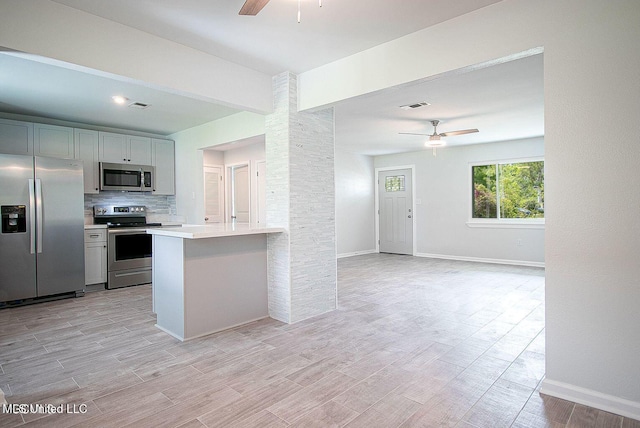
top-left (112, 95), bottom-right (128, 105)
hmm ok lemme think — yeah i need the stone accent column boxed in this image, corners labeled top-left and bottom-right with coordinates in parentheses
top-left (265, 71), bottom-right (336, 324)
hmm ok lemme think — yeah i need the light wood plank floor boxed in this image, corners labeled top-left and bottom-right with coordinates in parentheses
top-left (1, 254), bottom-right (638, 427)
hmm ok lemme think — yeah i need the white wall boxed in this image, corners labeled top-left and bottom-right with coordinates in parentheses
top-left (374, 138), bottom-right (544, 265)
top-left (543, 1), bottom-right (640, 414)
top-left (170, 111), bottom-right (264, 224)
top-left (335, 149), bottom-right (376, 257)
top-left (222, 140), bottom-right (265, 166)
top-left (203, 150), bottom-right (224, 166)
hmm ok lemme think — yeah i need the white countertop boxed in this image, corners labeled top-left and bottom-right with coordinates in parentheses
top-left (146, 223), bottom-right (285, 239)
top-left (84, 224), bottom-right (107, 229)
top-left (85, 222), bottom-right (182, 230)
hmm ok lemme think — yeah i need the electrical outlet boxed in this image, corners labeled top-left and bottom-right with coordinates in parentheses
top-left (517, 239), bottom-right (523, 246)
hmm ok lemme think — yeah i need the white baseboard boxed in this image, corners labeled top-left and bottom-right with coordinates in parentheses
top-left (415, 252), bottom-right (545, 268)
top-left (337, 249), bottom-right (377, 259)
top-left (540, 379), bottom-right (640, 421)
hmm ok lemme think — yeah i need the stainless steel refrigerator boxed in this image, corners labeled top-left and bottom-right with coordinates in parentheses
top-left (0, 154), bottom-right (85, 304)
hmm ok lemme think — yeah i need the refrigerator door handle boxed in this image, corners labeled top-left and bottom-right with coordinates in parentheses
top-left (35, 178), bottom-right (43, 254)
top-left (28, 178), bottom-right (36, 254)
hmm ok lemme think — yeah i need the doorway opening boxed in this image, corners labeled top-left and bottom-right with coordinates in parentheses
top-left (204, 165), bottom-right (224, 223)
top-left (227, 163), bottom-right (250, 223)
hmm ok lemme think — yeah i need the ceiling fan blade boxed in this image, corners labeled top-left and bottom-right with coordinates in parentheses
top-left (440, 128), bottom-right (479, 137)
top-left (399, 132), bottom-right (431, 136)
top-left (239, 0), bottom-right (270, 15)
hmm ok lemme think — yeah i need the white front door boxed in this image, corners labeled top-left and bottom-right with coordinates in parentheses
top-left (232, 165), bottom-right (250, 223)
top-left (378, 168), bottom-right (413, 255)
top-left (204, 165), bottom-right (223, 223)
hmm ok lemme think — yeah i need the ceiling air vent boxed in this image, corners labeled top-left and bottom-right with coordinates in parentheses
top-left (399, 102), bottom-right (430, 110)
top-left (128, 102), bottom-right (151, 109)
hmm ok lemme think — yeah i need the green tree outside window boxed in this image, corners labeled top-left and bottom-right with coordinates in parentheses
top-left (473, 161), bottom-right (544, 219)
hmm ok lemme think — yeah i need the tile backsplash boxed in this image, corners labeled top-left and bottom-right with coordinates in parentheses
top-left (84, 192), bottom-right (179, 223)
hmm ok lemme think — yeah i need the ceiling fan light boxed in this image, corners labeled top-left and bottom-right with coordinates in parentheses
top-left (425, 135), bottom-right (446, 147)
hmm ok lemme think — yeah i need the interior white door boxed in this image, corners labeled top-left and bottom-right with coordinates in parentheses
top-left (232, 165), bottom-right (250, 223)
top-left (378, 168), bottom-right (413, 255)
top-left (256, 161), bottom-right (266, 224)
top-left (204, 165), bottom-right (223, 223)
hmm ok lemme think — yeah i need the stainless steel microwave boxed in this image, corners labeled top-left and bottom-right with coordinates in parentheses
top-left (99, 162), bottom-right (154, 192)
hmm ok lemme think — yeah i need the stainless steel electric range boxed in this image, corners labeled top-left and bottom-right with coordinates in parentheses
top-left (93, 205), bottom-right (162, 289)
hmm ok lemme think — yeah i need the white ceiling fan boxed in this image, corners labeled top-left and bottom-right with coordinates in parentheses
top-left (400, 120), bottom-right (479, 146)
top-left (399, 119), bottom-right (478, 155)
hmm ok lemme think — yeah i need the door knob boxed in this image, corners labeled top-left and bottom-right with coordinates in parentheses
top-left (408, 215), bottom-right (412, 218)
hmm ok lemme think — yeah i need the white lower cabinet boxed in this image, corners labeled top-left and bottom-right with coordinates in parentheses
top-left (84, 229), bottom-right (107, 286)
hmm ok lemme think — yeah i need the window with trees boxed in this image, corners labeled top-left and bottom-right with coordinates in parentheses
top-left (472, 160), bottom-right (544, 220)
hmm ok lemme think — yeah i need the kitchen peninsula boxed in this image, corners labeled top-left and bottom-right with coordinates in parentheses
top-left (147, 223), bottom-right (285, 341)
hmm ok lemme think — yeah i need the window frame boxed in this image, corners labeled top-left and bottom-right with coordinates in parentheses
top-left (467, 156), bottom-right (545, 229)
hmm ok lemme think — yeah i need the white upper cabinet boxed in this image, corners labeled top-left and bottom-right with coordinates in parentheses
top-left (99, 132), bottom-right (152, 165)
top-left (33, 123), bottom-right (74, 159)
top-left (74, 129), bottom-right (100, 194)
top-left (2, 119), bottom-right (174, 196)
top-left (0, 118), bottom-right (33, 155)
top-left (127, 135), bottom-right (152, 165)
top-left (152, 139), bottom-right (175, 195)
top-left (98, 132), bottom-right (127, 163)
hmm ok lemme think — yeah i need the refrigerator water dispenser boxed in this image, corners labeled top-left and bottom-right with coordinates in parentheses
top-left (1, 205), bottom-right (26, 234)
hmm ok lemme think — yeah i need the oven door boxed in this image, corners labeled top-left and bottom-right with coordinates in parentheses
top-left (108, 229), bottom-right (152, 270)
top-left (107, 229), bottom-right (152, 288)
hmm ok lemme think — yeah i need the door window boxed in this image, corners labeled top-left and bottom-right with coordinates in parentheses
top-left (385, 175), bottom-right (405, 192)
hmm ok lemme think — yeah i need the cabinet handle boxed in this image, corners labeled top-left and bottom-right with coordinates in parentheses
top-left (89, 234), bottom-right (100, 238)
top-left (123, 158), bottom-right (126, 161)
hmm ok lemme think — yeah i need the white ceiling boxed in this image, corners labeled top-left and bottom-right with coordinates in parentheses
top-left (50, 0), bottom-right (501, 75)
top-left (0, 52), bottom-right (242, 135)
top-left (335, 54), bottom-right (544, 156)
top-left (0, 0), bottom-right (544, 153)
